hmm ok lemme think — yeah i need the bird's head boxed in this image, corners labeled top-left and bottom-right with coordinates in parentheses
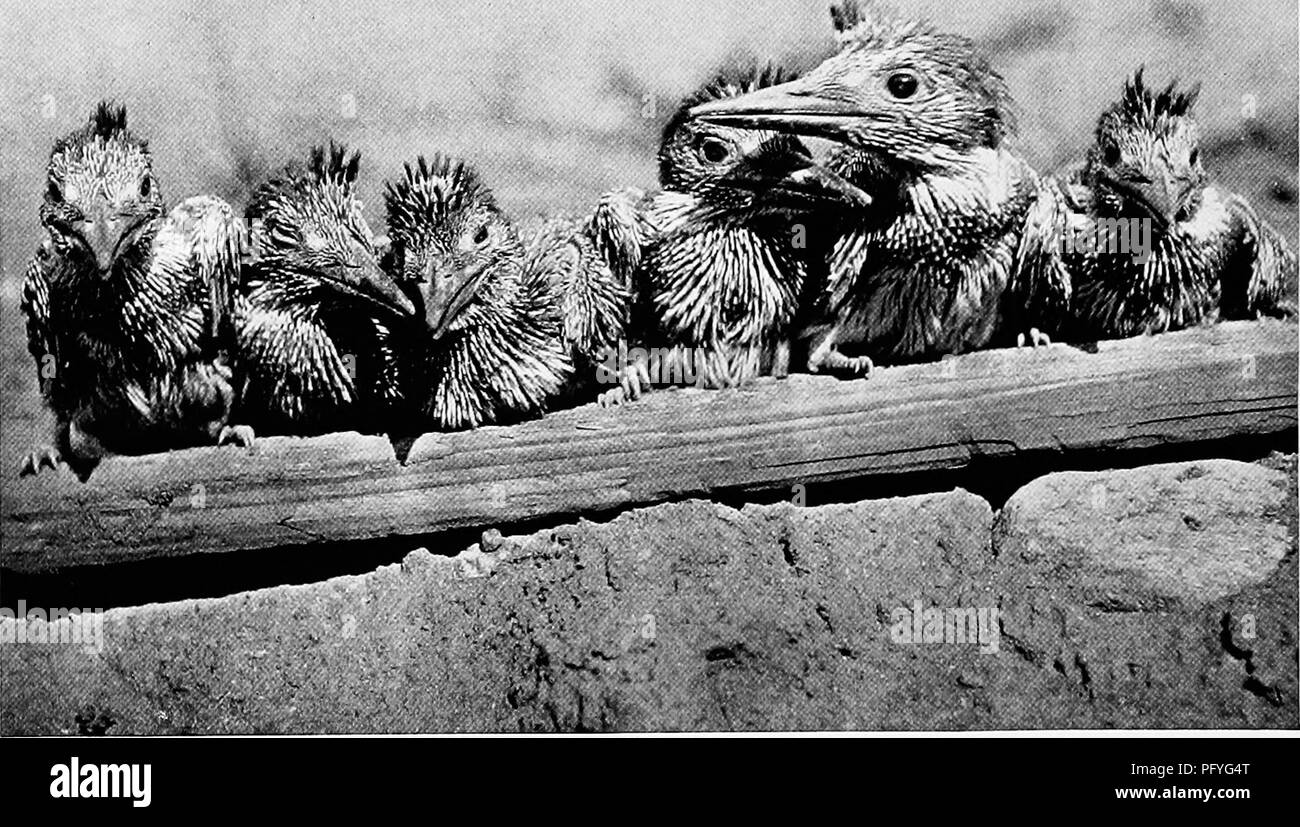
top-left (661, 66), bottom-right (872, 217)
top-left (385, 155), bottom-right (522, 340)
top-left (248, 142), bottom-right (416, 319)
top-left (688, 1), bottom-right (1015, 177)
top-left (42, 102), bottom-right (164, 279)
top-left (1087, 68), bottom-right (1207, 227)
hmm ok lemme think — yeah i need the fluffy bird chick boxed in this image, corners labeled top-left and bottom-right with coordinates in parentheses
top-left (234, 144), bottom-right (417, 435)
top-left (592, 65), bottom-right (872, 401)
top-left (384, 155), bottom-right (572, 430)
top-left (21, 102), bottom-right (247, 479)
top-left (1013, 69), bottom-right (1297, 341)
top-left (690, 0), bottom-right (1037, 373)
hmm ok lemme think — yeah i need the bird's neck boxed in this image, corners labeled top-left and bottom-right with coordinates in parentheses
top-left (1071, 186), bottom-right (1229, 337)
top-left (841, 147), bottom-right (1035, 261)
top-left (423, 258), bottom-right (570, 429)
top-left (55, 231), bottom-right (178, 336)
top-left (244, 260), bottom-right (328, 319)
top-left (646, 191), bottom-right (806, 347)
top-left (1073, 234), bottom-right (1219, 336)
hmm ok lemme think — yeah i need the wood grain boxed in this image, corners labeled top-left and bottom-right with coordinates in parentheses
top-left (3, 320), bottom-right (1295, 572)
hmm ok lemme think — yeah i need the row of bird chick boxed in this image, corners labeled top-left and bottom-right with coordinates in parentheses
top-left (20, 122), bottom-right (609, 480)
top-left (19, 0), bottom-right (1297, 481)
top-left (17, 48), bottom-right (882, 480)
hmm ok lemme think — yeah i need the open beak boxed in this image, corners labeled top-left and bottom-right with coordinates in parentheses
top-left (426, 263), bottom-right (491, 340)
top-left (322, 258), bottom-right (417, 319)
top-left (689, 78), bottom-right (870, 146)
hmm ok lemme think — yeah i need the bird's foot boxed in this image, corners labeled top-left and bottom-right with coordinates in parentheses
top-left (19, 446), bottom-right (63, 477)
top-left (217, 424), bottom-right (256, 449)
top-left (813, 350), bottom-right (874, 378)
top-left (1016, 328), bottom-right (1052, 349)
top-left (598, 387), bottom-right (629, 408)
top-left (598, 360), bottom-right (651, 408)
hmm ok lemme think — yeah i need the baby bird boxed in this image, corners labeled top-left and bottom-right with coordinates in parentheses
top-left (690, 0), bottom-right (1037, 373)
top-left (234, 143), bottom-right (416, 436)
top-left (1013, 69), bottom-right (1297, 341)
top-left (383, 155), bottom-right (573, 430)
top-left (21, 102), bottom-right (247, 479)
top-left (591, 64), bottom-right (872, 401)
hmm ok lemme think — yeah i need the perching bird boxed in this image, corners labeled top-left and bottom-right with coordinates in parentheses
top-left (234, 143), bottom-right (417, 436)
top-left (20, 102), bottom-right (247, 478)
top-left (689, 0), bottom-right (1037, 374)
top-left (591, 64), bottom-right (872, 401)
top-left (383, 155), bottom-right (575, 430)
top-left (1011, 69), bottom-right (1297, 342)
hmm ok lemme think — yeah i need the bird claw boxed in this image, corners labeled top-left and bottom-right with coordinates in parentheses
top-left (815, 351), bottom-right (874, 378)
top-left (19, 446), bottom-right (63, 477)
top-left (598, 387), bottom-right (628, 408)
top-left (217, 424), bottom-right (256, 449)
top-left (1016, 328), bottom-right (1052, 349)
top-left (599, 358), bottom-right (650, 408)
top-left (845, 355), bottom-right (874, 377)
top-left (630, 360), bottom-right (651, 393)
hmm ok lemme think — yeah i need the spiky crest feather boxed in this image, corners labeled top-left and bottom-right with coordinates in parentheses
top-left (1101, 67), bottom-right (1200, 135)
top-left (384, 154), bottom-right (496, 244)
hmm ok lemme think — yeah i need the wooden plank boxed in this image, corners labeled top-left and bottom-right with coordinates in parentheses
top-left (2, 320), bottom-right (1295, 572)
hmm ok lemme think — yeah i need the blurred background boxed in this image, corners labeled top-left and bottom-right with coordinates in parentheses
top-left (1, 0), bottom-right (1296, 467)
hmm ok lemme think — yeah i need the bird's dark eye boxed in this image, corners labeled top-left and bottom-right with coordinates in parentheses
top-left (47, 180), bottom-right (62, 202)
top-left (1188, 147), bottom-right (1200, 167)
top-left (886, 72), bottom-right (919, 100)
top-left (473, 226), bottom-right (489, 245)
top-left (699, 138), bottom-right (731, 164)
top-left (1103, 145), bottom-right (1122, 165)
top-left (139, 176), bottom-right (152, 198)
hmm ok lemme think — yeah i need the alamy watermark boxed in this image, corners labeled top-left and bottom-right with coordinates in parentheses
top-left (0, 601), bottom-right (104, 654)
top-left (889, 600), bottom-right (1000, 655)
top-left (595, 339), bottom-right (715, 389)
top-left (1061, 217), bottom-right (1153, 265)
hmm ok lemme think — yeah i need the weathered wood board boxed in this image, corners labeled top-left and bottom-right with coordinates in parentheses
top-left (2, 320), bottom-right (1295, 572)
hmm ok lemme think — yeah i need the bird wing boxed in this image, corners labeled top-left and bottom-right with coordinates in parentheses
top-left (232, 293), bottom-right (356, 428)
top-left (20, 241), bottom-right (57, 401)
top-left (167, 195), bottom-right (249, 344)
top-left (526, 218), bottom-right (633, 365)
top-left (1221, 190), bottom-right (1297, 319)
top-left (586, 187), bottom-right (658, 287)
top-left (1008, 174), bottom-right (1076, 338)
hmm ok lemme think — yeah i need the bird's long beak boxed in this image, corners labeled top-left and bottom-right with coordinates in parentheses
top-left (83, 212), bottom-right (127, 277)
top-left (322, 258), bottom-right (417, 319)
top-left (426, 262), bottom-right (491, 340)
top-left (689, 79), bottom-right (869, 145)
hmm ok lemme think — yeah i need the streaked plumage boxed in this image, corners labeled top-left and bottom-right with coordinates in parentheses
top-left (384, 155), bottom-right (573, 430)
top-left (1012, 69), bottom-right (1297, 341)
top-left (690, 1), bottom-right (1036, 373)
top-left (234, 143), bottom-right (416, 435)
top-left (20, 102), bottom-right (246, 478)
